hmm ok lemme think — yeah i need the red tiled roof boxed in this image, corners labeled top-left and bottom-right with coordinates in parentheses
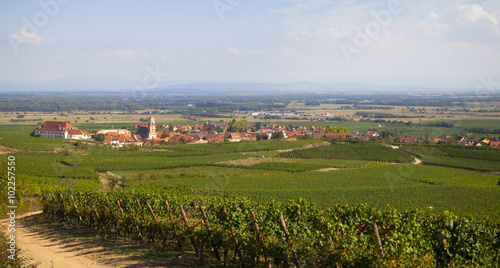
top-left (490, 141), bottom-right (500, 147)
top-left (67, 128), bottom-right (85, 135)
top-left (36, 121), bottom-right (75, 132)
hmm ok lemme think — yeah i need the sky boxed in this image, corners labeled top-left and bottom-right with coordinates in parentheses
top-left (0, 0), bottom-right (499, 90)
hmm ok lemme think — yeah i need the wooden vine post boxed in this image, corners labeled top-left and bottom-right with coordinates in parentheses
top-left (115, 198), bottom-right (126, 236)
top-left (42, 193), bottom-right (48, 214)
top-left (116, 199), bottom-right (125, 217)
top-left (116, 198), bottom-right (142, 241)
top-left (164, 200), bottom-right (183, 251)
top-left (90, 198), bottom-right (101, 231)
top-left (137, 199), bottom-right (155, 243)
top-left (82, 194), bottom-right (92, 226)
top-left (69, 195), bottom-right (82, 223)
top-left (199, 205), bottom-right (221, 261)
top-left (179, 204), bottom-right (199, 255)
top-left (435, 229), bottom-right (447, 268)
top-left (104, 196), bottom-right (114, 233)
top-left (51, 194), bottom-right (58, 217)
top-left (372, 219), bottom-right (385, 260)
top-left (222, 207), bottom-right (245, 267)
top-left (59, 193), bottom-right (66, 220)
top-left (279, 214), bottom-right (300, 268)
top-left (136, 199), bottom-right (148, 222)
top-left (250, 211), bottom-right (271, 268)
top-left (146, 201), bottom-right (166, 248)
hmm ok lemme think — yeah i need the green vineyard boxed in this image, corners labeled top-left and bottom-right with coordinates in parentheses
top-left (277, 143), bottom-right (414, 163)
top-left (42, 191), bottom-right (500, 267)
top-left (402, 144), bottom-right (500, 171)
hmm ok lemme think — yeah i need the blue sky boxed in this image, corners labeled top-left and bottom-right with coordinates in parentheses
top-left (1, 0), bottom-right (499, 89)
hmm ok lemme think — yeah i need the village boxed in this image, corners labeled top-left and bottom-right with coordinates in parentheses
top-left (32, 116), bottom-right (500, 148)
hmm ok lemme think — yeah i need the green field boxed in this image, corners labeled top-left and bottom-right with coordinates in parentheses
top-left (123, 164), bottom-right (500, 221)
top-left (402, 144), bottom-right (500, 171)
top-left (2, 118), bottom-right (500, 266)
top-left (277, 143), bottom-right (414, 162)
top-left (449, 118), bottom-right (500, 129)
top-left (1, 124), bottom-right (499, 223)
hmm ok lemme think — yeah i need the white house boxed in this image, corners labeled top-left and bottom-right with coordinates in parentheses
top-left (34, 121), bottom-right (88, 140)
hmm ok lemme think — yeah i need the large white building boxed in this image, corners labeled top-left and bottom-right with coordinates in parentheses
top-left (96, 129), bottom-right (132, 136)
top-left (34, 121), bottom-right (88, 140)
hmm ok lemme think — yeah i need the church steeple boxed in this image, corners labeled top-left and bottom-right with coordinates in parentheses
top-left (148, 116), bottom-right (156, 139)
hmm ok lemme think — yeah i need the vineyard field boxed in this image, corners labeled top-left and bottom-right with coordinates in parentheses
top-left (277, 143), bottom-right (414, 163)
top-left (5, 136), bottom-right (499, 223)
top-left (0, 124), bottom-right (71, 151)
top-left (165, 138), bottom-right (324, 153)
top-left (41, 190), bottom-right (500, 267)
top-left (125, 164), bottom-right (500, 222)
top-left (402, 144), bottom-right (500, 171)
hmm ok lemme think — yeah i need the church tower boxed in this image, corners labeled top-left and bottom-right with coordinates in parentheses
top-left (148, 116), bottom-right (157, 139)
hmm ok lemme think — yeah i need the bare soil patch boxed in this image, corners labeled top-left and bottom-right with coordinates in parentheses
top-left (0, 145), bottom-right (25, 154)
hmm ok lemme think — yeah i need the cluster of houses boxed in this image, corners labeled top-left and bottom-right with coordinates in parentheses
top-left (399, 135), bottom-right (500, 147)
top-left (33, 119), bottom-right (500, 148)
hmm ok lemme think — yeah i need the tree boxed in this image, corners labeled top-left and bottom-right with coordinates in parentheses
top-left (230, 120), bottom-right (248, 132)
top-left (327, 126), bottom-right (349, 133)
top-left (381, 130), bottom-right (392, 141)
top-left (95, 133), bottom-right (105, 142)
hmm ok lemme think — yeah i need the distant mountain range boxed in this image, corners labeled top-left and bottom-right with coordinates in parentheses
top-left (0, 76), bottom-right (468, 94)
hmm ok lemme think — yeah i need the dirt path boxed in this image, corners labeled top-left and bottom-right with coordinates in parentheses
top-left (1, 211), bottom-right (117, 268)
top-left (314, 167), bottom-right (341, 172)
top-left (382, 144), bottom-right (422, 165)
top-left (1, 211), bottom-right (200, 268)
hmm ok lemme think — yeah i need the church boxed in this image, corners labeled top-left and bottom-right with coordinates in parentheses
top-left (136, 116), bottom-right (157, 140)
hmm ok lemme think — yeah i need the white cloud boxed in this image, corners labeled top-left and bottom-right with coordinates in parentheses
top-left (315, 25), bottom-right (352, 40)
top-left (455, 4), bottom-right (498, 27)
top-left (284, 31), bottom-right (298, 40)
top-left (10, 29), bottom-right (55, 44)
top-left (228, 46), bottom-right (240, 54)
top-left (161, 55), bottom-right (172, 61)
top-left (418, 20), bottom-right (449, 39)
top-left (99, 49), bottom-right (139, 59)
top-left (430, 11), bottom-right (440, 20)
